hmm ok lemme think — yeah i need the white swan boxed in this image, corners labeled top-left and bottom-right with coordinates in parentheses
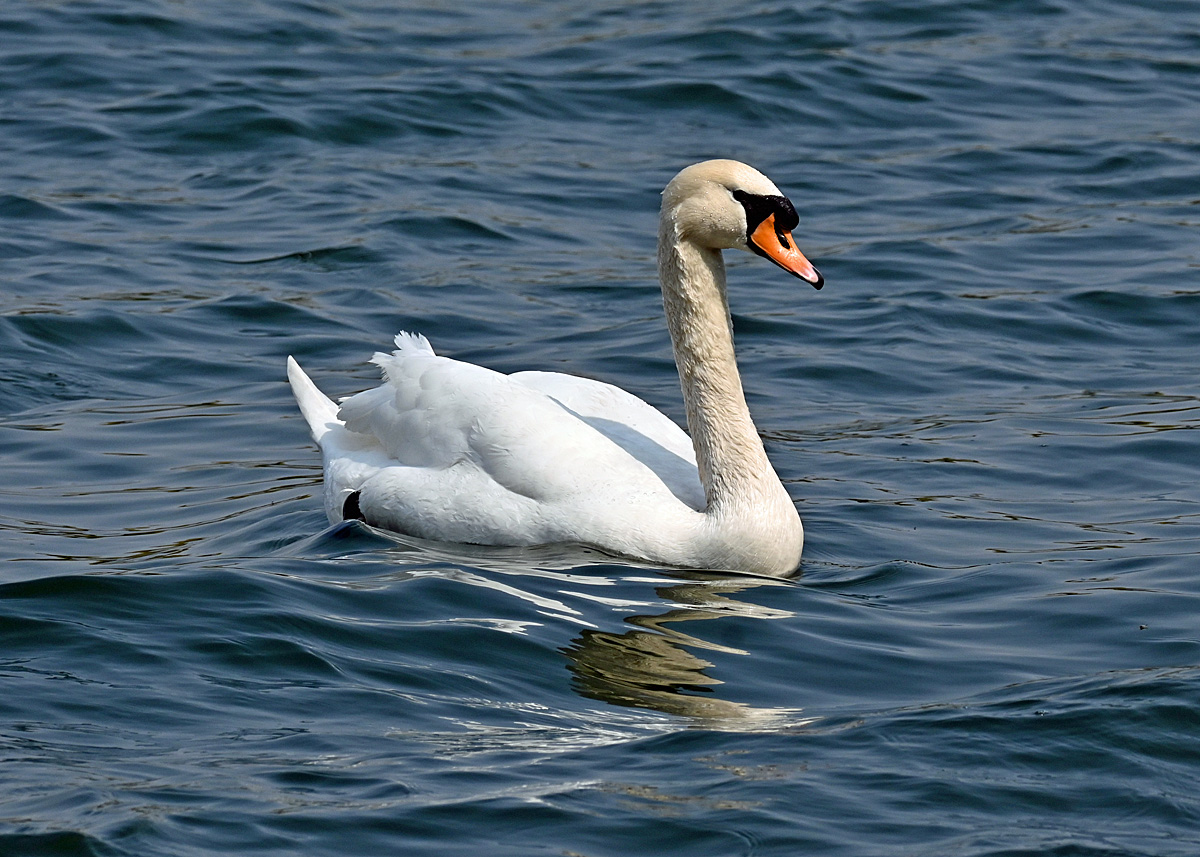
top-left (288, 160), bottom-right (823, 576)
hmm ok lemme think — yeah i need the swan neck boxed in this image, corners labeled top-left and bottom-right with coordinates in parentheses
top-left (657, 226), bottom-right (780, 513)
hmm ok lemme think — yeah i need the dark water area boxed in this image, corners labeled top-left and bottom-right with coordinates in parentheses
top-left (2, 1), bottom-right (1199, 854)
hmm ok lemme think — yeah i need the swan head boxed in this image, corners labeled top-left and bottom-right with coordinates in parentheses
top-left (662, 159), bottom-right (823, 289)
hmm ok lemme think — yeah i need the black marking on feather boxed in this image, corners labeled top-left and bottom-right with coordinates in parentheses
top-left (343, 490), bottom-right (366, 522)
top-left (731, 189), bottom-right (799, 237)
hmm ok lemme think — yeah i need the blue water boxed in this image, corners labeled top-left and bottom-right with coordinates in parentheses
top-left (2, 1), bottom-right (1199, 854)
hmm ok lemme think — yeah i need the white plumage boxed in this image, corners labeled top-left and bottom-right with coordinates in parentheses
top-left (288, 160), bottom-right (823, 575)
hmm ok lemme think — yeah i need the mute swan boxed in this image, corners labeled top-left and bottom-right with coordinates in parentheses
top-left (288, 160), bottom-right (823, 576)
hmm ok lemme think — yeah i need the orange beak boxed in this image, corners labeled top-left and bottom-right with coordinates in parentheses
top-left (749, 214), bottom-right (823, 289)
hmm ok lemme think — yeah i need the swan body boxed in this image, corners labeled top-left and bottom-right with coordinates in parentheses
top-left (288, 160), bottom-right (822, 575)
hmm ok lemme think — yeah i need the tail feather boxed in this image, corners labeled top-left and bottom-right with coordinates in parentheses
top-left (287, 356), bottom-right (341, 443)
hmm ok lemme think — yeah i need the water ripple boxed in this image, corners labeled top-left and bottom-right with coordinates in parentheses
top-left (2, 0), bottom-right (1199, 854)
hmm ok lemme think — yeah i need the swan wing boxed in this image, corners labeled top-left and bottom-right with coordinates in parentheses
top-left (290, 335), bottom-right (701, 548)
top-left (509, 370), bottom-right (704, 510)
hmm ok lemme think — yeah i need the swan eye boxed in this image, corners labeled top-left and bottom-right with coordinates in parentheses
top-left (731, 189), bottom-right (800, 239)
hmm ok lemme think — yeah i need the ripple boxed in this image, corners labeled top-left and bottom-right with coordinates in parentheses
top-left (2, 0), bottom-right (1199, 854)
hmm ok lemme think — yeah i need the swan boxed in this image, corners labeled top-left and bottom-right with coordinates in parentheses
top-left (287, 160), bottom-right (823, 576)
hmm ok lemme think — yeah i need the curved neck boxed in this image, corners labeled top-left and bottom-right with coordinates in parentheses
top-left (657, 223), bottom-right (783, 515)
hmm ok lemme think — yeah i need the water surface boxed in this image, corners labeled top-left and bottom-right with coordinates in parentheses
top-left (2, 1), bottom-right (1199, 854)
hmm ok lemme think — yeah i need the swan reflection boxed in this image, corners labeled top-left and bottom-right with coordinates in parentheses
top-left (563, 574), bottom-right (808, 725)
top-left (314, 524), bottom-right (809, 726)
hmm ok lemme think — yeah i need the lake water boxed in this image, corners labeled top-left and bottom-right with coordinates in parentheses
top-left (2, 1), bottom-right (1199, 854)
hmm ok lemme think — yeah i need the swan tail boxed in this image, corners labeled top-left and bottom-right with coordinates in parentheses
top-left (287, 356), bottom-right (341, 444)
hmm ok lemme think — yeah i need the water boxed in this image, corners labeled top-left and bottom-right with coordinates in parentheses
top-left (2, 0), bottom-right (1199, 854)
